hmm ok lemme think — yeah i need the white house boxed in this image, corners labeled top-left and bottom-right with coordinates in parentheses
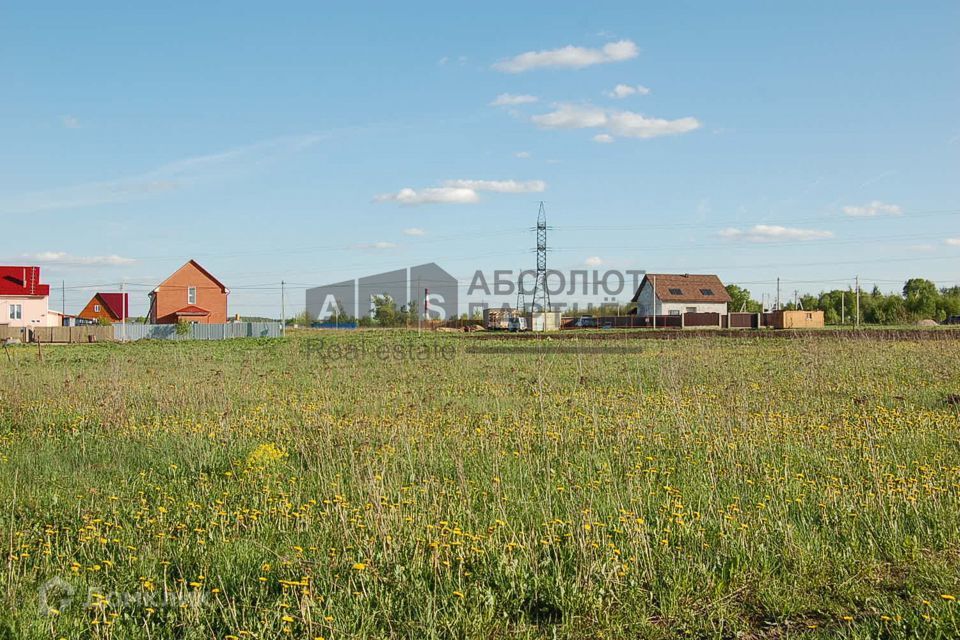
top-left (0, 266), bottom-right (59, 328)
top-left (631, 273), bottom-right (731, 316)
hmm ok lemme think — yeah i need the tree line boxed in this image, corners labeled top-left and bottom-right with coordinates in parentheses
top-left (726, 279), bottom-right (960, 325)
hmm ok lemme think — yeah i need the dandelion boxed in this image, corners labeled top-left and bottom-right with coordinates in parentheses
top-left (352, 562), bottom-right (367, 571)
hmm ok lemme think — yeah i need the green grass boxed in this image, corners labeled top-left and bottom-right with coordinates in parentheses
top-left (1, 331), bottom-right (959, 638)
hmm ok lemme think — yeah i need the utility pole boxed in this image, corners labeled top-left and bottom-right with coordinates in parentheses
top-left (61, 280), bottom-right (65, 317)
top-left (652, 275), bottom-right (657, 329)
top-left (280, 280), bottom-right (286, 336)
top-left (794, 290), bottom-right (799, 309)
top-left (424, 287), bottom-right (429, 332)
top-left (855, 275), bottom-right (861, 327)
top-left (776, 277), bottom-right (781, 311)
top-left (120, 281), bottom-right (126, 343)
top-left (417, 277), bottom-right (422, 335)
top-left (841, 290), bottom-right (845, 324)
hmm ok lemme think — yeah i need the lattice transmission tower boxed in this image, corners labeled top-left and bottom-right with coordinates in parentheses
top-left (529, 201), bottom-right (551, 312)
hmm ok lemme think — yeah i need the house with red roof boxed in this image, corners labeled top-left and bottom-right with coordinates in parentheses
top-left (0, 266), bottom-right (59, 327)
top-left (148, 260), bottom-right (229, 324)
top-left (78, 292), bottom-right (130, 323)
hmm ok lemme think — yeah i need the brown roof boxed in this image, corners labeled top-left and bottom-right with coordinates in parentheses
top-left (631, 273), bottom-right (732, 303)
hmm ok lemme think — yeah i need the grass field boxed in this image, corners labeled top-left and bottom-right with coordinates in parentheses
top-left (1, 331), bottom-right (959, 639)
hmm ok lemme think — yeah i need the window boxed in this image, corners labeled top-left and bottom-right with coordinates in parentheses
top-left (9, 304), bottom-right (22, 320)
top-left (668, 310), bottom-right (681, 316)
top-left (699, 288), bottom-right (714, 296)
top-left (188, 287), bottom-right (197, 305)
top-left (668, 287), bottom-right (683, 295)
top-left (94, 304), bottom-right (101, 313)
top-left (686, 306), bottom-right (697, 313)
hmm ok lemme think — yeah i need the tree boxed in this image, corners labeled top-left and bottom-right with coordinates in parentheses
top-left (725, 284), bottom-right (762, 312)
top-left (903, 278), bottom-right (939, 319)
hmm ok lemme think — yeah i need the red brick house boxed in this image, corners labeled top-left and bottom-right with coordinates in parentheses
top-left (148, 260), bottom-right (229, 324)
top-left (78, 293), bottom-right (129, 323)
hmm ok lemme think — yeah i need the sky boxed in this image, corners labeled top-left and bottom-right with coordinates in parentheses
top-left (2, 1), bottom-right (958, 317)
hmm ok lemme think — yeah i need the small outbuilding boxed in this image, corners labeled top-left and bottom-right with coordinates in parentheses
top-left (78, 293), bottom-right (130, 323)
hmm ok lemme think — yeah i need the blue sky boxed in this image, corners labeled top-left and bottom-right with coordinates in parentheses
top-left (2, 1), bottom-right (958, 317)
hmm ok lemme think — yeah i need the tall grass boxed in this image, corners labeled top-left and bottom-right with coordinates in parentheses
top-left (0, 332), bottom-right (958, 638)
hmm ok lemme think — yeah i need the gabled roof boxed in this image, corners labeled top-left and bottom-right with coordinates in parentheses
top-left (152, 260), bottom-right (229, 293)
top-left (0, 266), bottom-right (50, 296)
top-left (96, 293), bottom-right (130, 319)
top-left (631, 273), bottom-right (732, 303)
top-left (171, 305), bottom-right (210, 316)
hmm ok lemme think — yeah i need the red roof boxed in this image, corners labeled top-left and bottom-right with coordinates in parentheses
top-left (0, 266), bottom-right (50, 296)
top-left (97, 293), bottom-right (130, 320)
top-left (171, 305), bottom-right (210, 316)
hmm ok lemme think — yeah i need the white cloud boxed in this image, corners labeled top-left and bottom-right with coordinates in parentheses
top-left (353, 241), bottom-right (397, 250)
top-left (61, 115), bottom-right (81, 129)
top-left (376, 178), bottom-right (546, 206)
top-left (584, 256), bottom-right (603, 266)
top-left (442, 179), bottom-right (545, 193)
top-left (946, 238), bottom-right (960, 247)
top-left (719, 225), bottom-right (834, 243)
top-left (531, 102), bottom-right (700, 141)
top-left (22, 251), bottom-right (135, 266)
top-left (606, 112), bottom-right (701, 139)
top-left (593, 133), bottom-right (614, 144)
top-left (531, 104), bottom-right (608, 129)
top-left (403, 227), bottom-right (426, 236)
top-left (490, 93), bottom-right (539, 106)
top-left (494, 39), bottom-right (638, 73)
top-left (374, 187), bottom-right (480, 206)
top-left (515, 151), bottom-right (531, 159)
top-left (842, 200), bottom-right (903, 217)
top-left (605, 84), bottom-right (651, 99)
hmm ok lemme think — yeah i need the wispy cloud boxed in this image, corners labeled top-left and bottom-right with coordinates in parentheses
top-left (61, 115), bottom-right (81, 129)
top-left (605, 83), bottom-right (651, 99)
top-left (490, 93), bottom-right (539, 106)
top-left (584, 256), bottom-right (603, 266)
top-left (842, 200), bottom-right (903, 217)
top-left (375, 178), bottom-right (546, 206)
top-left (402, 227), bottom-right (426, 236)
top-left (493, 40), bottom-right (638, 73)
top-left (593, 133), bottom-right (614, 144)
top-left (515, 151), bottom-right (531, 159)
top-left (946, 238), bottom-right (960, 247)
top-left (21, 251), bottom-right (135, 266)
top-left (531, 103), bottom-right (700, 141)
top-left (719, 225), bottom-right (834, 243)
top-left (0, 132), bottom-right (329, 215)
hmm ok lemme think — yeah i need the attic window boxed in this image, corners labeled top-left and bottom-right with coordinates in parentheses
top-left (700, 288), bottom-right (714, 296)
top-left (94, 304), bottom-right (101, 312)
top-left (188, 287), bottom-right (197, 305)
top-left (668, 288), bottom-right (683, 295)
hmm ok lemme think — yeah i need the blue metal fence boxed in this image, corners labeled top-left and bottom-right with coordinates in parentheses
top-left (115, 322), bottom-right (282, 341)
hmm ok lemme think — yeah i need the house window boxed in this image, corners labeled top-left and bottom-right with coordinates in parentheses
top-left (668, 287), bottom-right (683, 295)
top-left (188, 287), bottom-right (197, 305)
top-left (94, 304), bottom-right (101, 313)
top-left (668, 310), bottom-right (681, 316)
top-left (699, 288), bottom-right (714, 296)
top-left (9, 304), bottom-right (22, 320)
top-left (686, 306), bottom-right (697, 313)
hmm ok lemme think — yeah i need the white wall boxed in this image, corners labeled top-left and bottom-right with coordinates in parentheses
top-left (0, 296), bottom-right (55, 327)
top-left (660, 301), bottom-right (728, 315)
